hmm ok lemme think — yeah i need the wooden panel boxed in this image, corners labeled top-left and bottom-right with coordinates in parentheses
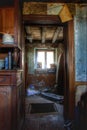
top-left (14, 0), bottom-right (22, 49)
top-left (23, 15), bottom-right (62, 25)
top-left (0, 86), bottom-right (11, 130)
top-left (0, 74), bottom-right (16, 86)
top-left (17, 83), bottom-right (24, 130)
top-left (0, 71), bottom-right (24, 130)
top-left (0, 9), bottom-right (2, 31)
top-left (64, 20), bottom-right (75, 119)
top-left (0, 8), bottom-right (14, 35)
top-left (0, 71), bottom-right (22, 86)
top-left (75, 82), bottom-right (87, 86)
top-left (17, 71), bottom-right (22, 85)
top-left (0, 75), bottom-right (11, 85)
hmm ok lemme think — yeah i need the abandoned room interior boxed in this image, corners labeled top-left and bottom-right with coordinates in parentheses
top-left (0, 0), bottom-right (87, 130)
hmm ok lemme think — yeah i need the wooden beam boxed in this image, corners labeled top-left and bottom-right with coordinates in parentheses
top-left (25, 26), bottom-right (33, 43)
top-left (23, 15), bottom-right (62, 25)
top-left (52, 27), bottom-right (62, 43)
top-left (23, 0), bottom-right (87, 3)
top-left (41, 27), bottom-right (46, 43)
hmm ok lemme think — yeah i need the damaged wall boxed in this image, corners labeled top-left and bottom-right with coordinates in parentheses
top-left (25, 43), bottom-right (64, 90)
top-left (75, 4), bottom-right (87, 82)
top-left (74, 5), bottom-right (87, 106)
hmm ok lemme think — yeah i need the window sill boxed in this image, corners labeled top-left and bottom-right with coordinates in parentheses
top-left (35, 68), bottom-right (56, 74)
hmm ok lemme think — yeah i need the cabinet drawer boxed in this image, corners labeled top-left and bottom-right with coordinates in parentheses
top-left (0, 75), bottom-right (11, 85)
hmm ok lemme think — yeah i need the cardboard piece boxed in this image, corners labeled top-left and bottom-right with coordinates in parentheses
top-left (59, 4), bottom-right (73, 23)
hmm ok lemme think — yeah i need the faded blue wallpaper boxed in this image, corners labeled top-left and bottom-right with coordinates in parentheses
top-left (75, 5), bottom-right (87, 81)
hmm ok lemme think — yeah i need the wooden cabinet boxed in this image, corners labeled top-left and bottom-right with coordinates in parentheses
top-left (0, 2), bottom-right (24, 130)
top-left (0, 71), bottom-right (24, 130)
top-left (0, 7), bottom-right (22, 49)
top-left (0, 7), bottom-right (21, 69)
top-left (0, 7), bottom-right (22, 69)
top-left (0, 45), bottom-right (22, 70)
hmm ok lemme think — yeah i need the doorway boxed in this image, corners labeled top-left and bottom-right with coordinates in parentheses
top-left (23, 15), bottom-right (65, 117)
top-left (24, 25), bottom-right (65, 95)
top-left (22, 13), bottom-right (75, 121)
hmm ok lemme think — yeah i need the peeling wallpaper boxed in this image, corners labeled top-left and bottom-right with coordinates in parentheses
top-left (23, 2), bottom-right (75, 16)
top-left (74, 5), bottom-right (87, 81)
top-left (23, 2), bottom-right (47, 15)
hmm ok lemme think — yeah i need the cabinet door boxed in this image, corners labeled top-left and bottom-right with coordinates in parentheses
top-left (0, 86), bottom-right (12, 130)
top-left (0, 8), bottom-right (14, 35)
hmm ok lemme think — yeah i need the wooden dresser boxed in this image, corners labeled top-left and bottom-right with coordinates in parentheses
top-left (0, 70), bottom-right (24, 130)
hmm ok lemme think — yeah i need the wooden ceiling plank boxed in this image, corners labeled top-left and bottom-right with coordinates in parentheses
top-left (25, 26), bottom-right (33, 43)
top-left (41, 27), bottom-right (46, 43)
top-left (52, 27), bottom-right (62, 43)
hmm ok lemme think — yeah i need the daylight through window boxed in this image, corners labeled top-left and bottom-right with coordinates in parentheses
top-left (35, 49), bottom-right (55, 69)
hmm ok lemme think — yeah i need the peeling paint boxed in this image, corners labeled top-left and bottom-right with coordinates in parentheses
top-left (75, 5), bottom-right (87, 81)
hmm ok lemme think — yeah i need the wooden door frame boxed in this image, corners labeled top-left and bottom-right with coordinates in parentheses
top-left (64, 20), bottom-right (75, 120)
top-left (23, 15), bottom-right (75, 120)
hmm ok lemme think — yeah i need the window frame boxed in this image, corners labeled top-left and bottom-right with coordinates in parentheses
top-left (34, 48), bottom-right (56, 70)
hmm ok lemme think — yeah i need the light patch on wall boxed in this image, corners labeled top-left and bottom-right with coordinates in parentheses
top-left (47, 3), bottom-right (63, 15)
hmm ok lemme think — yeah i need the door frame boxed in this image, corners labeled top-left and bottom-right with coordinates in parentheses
top-left (64, 20), bottom-right (75, 120)
top-left (23, 15), bottom-right (75, 120)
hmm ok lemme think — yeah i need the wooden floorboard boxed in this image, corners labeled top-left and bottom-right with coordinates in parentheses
top-left (22, 95), bottom-right (64, 130)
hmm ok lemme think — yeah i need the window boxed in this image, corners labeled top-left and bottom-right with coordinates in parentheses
top-left (35, 49), bottom-right (55, 69)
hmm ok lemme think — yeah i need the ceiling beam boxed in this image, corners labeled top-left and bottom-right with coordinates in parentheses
top-left (26, 39), bottom-right (64, 44)
top-left (52, 27), bottom-right (62, 43)
top-left (25, 26), bottom-right (33, 43)
top-left (23, 15), bottom-right (63, 26)
top-left (41, 27), bottom-right (46, 43)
